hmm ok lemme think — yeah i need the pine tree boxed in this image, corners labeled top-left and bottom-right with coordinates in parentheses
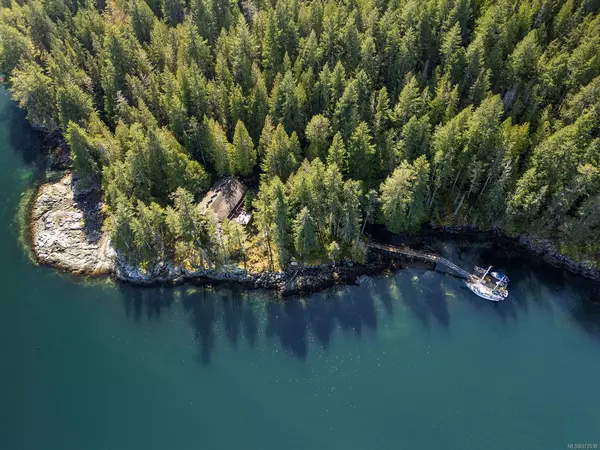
top-left (9, 62), bottom-right (58, 131)
top-left (230, 120), bottom-right (257, 176)
top-left (203, 118), bottom-right (231, 177)
top-left (305, 114), bottom-right (332, 160)
top-left (293, 206), bottom-right (319, 262)
top-left (380, 160), bottom-right (416, 234)
top-left (56, 84), bottom-right (94, 129)
top-left (258, 115), bottom-right (275, 158)
top-left (333, 79), bottom-right (359, 141)
top-left (327, 132), bottom-right (348, 174)
top-left (393, 74), bottom-right (426, 127)
top-left (261, 124), bottom-right (298, 180)
top-left (66, 122), bottom-right (101, 189)
top-left (0, 24), bottom-right (32, 76)
top-left (254, 176), bottom-right (289, 270)
top-left (131, 0), bottom-right (156, 44)
top-left (168, 187), bottom-right (220, 267)
top-left (440, 22), bottom-right (466, 84)
top-left (270, 71), bottom-right (304, 135)
top-left (399, 115), bottom-right (431, 162)
top-left (348, 122), bottom-right (375, 181)
top-left (246, 69), bottom-right (269, 143)
top-left (162, 0), bottom-right (185, 26)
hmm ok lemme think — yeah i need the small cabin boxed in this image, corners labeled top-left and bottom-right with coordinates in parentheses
top-left (199, 177), bottom-right (249, 223)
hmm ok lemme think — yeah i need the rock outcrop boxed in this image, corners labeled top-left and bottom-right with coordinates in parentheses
top-left (516, 235), bottom-right (599, 281)
top-left (30, 173), bottom-right (114, 275)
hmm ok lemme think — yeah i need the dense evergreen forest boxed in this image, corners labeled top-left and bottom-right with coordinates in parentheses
top-left (1, 0), bottom-right (599, 270)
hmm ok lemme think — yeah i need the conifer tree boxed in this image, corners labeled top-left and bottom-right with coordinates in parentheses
top-left (2, 0), bottom-right (600, 265)
top-left (9, 62), bottom-right (58, 131)
top-left (327, 132), bottom-right (348, 174)
top-left (305, 114), bottom-right (332, 160)
top-left (348, 122), bottom-right (375, 181)
top-left (261, 124), bottom-right (298, 180)
top-left (230, 120), bottom-right (257, 177)
top-left (203, 118), bottom-right (230, 177)
top-left (293, 206), bottom-right (319, 263)
top-left (66, 122), bottom-right (101, 189)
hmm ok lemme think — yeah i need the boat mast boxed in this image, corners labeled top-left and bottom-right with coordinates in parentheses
top-left (480, 266), bottom-right (492, 282)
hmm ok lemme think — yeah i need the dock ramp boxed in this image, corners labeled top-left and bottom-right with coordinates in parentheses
top-left (436, 257), bottom-right (470, 279)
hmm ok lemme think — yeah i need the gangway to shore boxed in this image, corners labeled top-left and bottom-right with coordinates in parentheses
top-left (367, 242), bottom-right (471, 279)
top-left (436, 257), bottom-right (471, 279)
top-left (367, 242), bottom-right (439, 263)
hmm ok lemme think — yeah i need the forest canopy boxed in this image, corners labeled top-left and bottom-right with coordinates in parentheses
top-left (1, 0), bottom-right (599, 269)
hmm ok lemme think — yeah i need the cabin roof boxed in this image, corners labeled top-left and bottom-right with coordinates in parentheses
top-left (198, 177), bottom-right (246, 222)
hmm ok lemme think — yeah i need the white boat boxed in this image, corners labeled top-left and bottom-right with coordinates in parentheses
top-left (465, 279), bottom-right (508, 301)
top-left (465, 266), bottom-right (509, 302)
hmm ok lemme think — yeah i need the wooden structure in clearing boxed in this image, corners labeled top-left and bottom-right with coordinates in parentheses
top-left (199, 177), bottom-right (246, 222)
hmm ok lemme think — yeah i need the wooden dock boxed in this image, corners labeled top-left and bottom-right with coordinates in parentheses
top-left (367, 242), bottom-right (471, 279)
top-left (367, 242), bottom-right (439, 263)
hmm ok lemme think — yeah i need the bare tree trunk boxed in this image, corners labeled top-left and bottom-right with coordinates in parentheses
top-left (480, 171), bottom-right (493, 196)
top-left (360, 216), bottom-right (368, 236)
top-left (451, 170), bottom-right (461, 190)
top-left (453, 192), bottom-right (466, 217)
top-left (454, 188), bottom-right (463, 206)
top-left (264, 231), bottom-right (274, 271)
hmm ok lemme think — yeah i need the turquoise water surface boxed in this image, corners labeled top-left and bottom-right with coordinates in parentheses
top-left (1, 87), bottom-right (599, 450)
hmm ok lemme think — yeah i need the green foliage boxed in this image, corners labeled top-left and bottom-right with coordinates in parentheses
top-left (57, 84), bottom-right (94, 129)
top-left (305, 114), bottom-right (331, 160)
top-left (0, 24), bottom-right (32, 76)
top-left (168, 187), bottom-right (220, 267)
top-left (230, 120), bottom-right (257, 176)
top-left (333, 78), bottom-right (359, 141)
top-left (221, 218), bottom-right (247, 262)
top-left (10, 62), bottom-right (58, 131)
top-left (327, 132), bottom-right (348, 174)
top-left (348, 122), bottom-right (375, 181)
top-left (202, 118), bottom-right (230, 177)
top-left (261, 123), bottom-right (299, 180)
top-left (254, 176), bottom-right (289, 270)
top-left (293, 206), bottom-right (319, 263)
top-left (3, 0), bottom-right (600, 266)
top-left (270, 71), bottom-right (304, 135)
top-left (380, 157), bottom-right (430, 234)
top-left (66, 121), bottom-right (101, 188)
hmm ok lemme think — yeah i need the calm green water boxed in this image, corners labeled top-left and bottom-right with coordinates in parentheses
top-left (1, 87), bottom-right (600, 450)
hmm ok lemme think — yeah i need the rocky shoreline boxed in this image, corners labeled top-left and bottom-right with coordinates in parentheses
top-left (30, 174), bottom-right (599, 295)
top-left (115, 254), bottom-right (412, 296)
top-left (30, 173), bottom-right (425, 295)
top-left (430, 225), bottom-right (600, 282)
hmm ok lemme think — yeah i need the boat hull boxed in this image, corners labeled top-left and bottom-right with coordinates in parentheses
top-left (465, 281), bottom-right (506, 302)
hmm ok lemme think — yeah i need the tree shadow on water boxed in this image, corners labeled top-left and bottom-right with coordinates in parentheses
top-left (181, 285), bottom-right (259, 364)
top-left (219, 288), bottom-right (259, 348)
top-left (114, 256), bottom-right (600, 365)
top-left (242, 295), bottom-right (259, 347)
top-left (397, 271), bottom-right (451, 329)
top-left (119, 284), bottom-right (175, 322)
top-left (181, 286), bottom-right (218, 365)
top-left (263, 284), bottom-right (381, 359)
top-left (266, 298), bottom-right (308, 360)
top-left (1, 91), bottom-right (47, 170)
